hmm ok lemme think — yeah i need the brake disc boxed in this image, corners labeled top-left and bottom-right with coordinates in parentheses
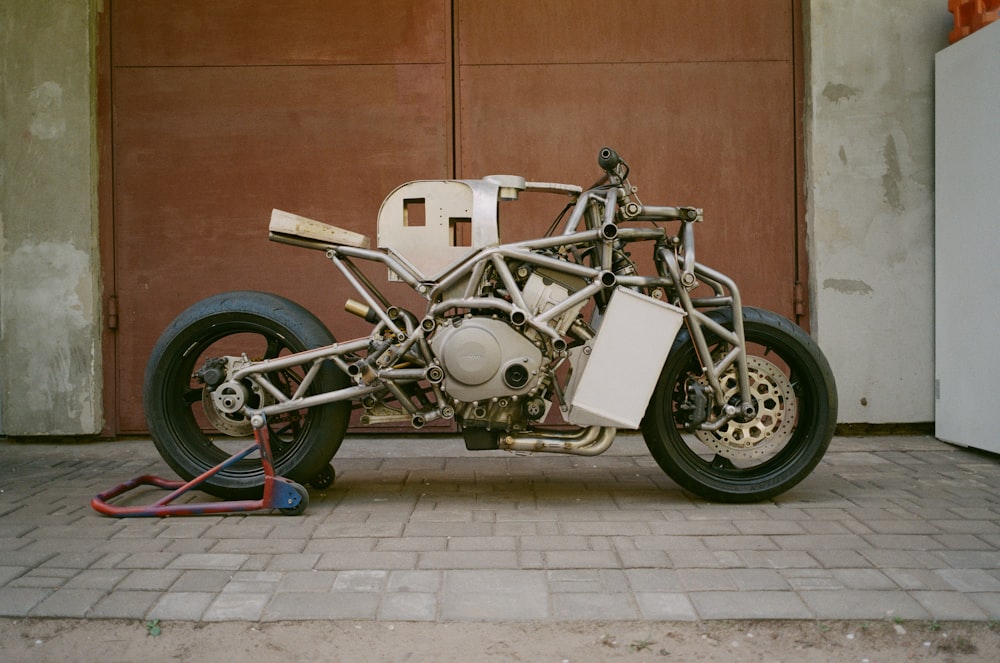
top-left (694, 355), bottom-right (798, 460)
top-left (201, 380), bottom-right (269, 437)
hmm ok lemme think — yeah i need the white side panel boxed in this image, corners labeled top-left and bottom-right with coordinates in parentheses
top-left (934, 24), bottom-right (1000, 451)
top-left (564, 288), bottom-right (685, 429)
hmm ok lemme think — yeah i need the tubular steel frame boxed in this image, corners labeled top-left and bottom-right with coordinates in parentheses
top-left (93, 154), bottom-right (754, 517)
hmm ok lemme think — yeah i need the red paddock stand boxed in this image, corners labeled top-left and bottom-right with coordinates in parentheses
top-left (91, 416), bottom-right (314, 517)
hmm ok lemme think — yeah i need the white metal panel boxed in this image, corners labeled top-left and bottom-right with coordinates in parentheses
top-left (376, 178), bottom-right (511, 281)
top-left (934, 24), bottom-right (1000, 451)
top-left (564, 288), bottom-right (685, 429)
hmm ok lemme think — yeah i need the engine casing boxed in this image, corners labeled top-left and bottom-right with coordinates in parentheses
top-left (430, 317), bottom-right (543, 403)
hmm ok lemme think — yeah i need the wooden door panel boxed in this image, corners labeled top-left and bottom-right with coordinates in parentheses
top-left (457, 61), bottom-right (796, 318)
top-left (107, 1), bottom-right (800, 434)
top-left (112, 64), bottom-right (449, 432)
top-left (113, 0), bottom-right (447, 66)
top-left (459, 0), bottom-right (792, 64)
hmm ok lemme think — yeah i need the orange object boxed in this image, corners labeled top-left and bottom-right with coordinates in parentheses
top-left (949, 0), bottom-right (1000, 43)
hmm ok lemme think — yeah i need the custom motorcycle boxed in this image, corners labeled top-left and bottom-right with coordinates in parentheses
top-left (143, 148), bottom-right (837, 508)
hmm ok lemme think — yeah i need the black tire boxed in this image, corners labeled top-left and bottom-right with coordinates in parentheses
top-left (143, 291), bottom-right (351, 499)
top-left (309, 464), bottom-right (336, 490)
top-left (641, 307), bottom-right (837, 503)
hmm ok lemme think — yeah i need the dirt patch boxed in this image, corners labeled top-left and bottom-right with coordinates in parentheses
top-left (2, 618), bottom-right (998, 662)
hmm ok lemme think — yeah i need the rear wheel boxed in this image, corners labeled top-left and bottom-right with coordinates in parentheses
top-left (143, 291), bottom-right (351, 499)
top-left (641, 307), bottom-right (837, 502)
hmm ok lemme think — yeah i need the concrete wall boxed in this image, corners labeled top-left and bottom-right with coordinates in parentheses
top-left (0, 1), bottom-right (102, 435)
top-left (804, 0), bottom-right (950, 424)
top-left (0, 1), bottom-right (951, 435)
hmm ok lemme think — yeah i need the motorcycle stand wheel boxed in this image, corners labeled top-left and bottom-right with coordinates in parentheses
top-left (279, 481), bottom-right (310, 516)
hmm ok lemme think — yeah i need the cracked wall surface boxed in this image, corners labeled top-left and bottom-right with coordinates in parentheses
top-left (0, 0), bottom-right (101, 435)
top-left (805, 0), bottom-right (950, 423)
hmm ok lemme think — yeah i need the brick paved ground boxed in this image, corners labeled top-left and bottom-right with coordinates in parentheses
top-left (1, 434), bottom-right (998, 622)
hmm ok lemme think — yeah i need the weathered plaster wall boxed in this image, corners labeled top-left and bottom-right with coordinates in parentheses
top-left (805, 1), bottom-right (950, 423)
top-left (0, 1), bottom-right (102, 435)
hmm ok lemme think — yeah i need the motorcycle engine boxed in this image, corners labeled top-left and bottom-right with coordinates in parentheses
top-left (521, 268), bottom-right (588, 335)
top-left (430, 317), bottom-right (543, 403)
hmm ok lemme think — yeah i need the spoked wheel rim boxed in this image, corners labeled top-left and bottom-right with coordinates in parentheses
top-left (671, 337), bottom-right (815, 479)
top-left (693, 354), bottom-right (799, 463)
top-left (162, 320), bottom-right (318, 481)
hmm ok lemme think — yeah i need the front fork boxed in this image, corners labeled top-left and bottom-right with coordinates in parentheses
top-left (656, 240), bottom-right (757, 429)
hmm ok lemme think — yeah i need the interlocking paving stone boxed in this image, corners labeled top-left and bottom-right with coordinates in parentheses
top-left (332, 570), bottom-right (388, 592)
top-left (809, 549), bottom-right (873, 568)
top-left (29, 588), bottom-right (108, 618)
top-left (0, 566), bottom-right (27, 585)
top-left (0, 587), bottom-right (53, 617)
top-left (316, 551), bottom-right (417, 570)
top-left (170, 570), bottom-right (235, 593)
top-left (730, 568), bottom-right (792, 591)
top-left (266, 552), bottom-right (321, 571)
top-left (116, 569), bottom-right (182, 591)
top-left (203, 592), bottom-right (270, 621)
top-left (440, 570), bottom-right (548, 620)
top-left (552, 592), bottom-right (638, 619)
top-left (634, 592), bottom-right (698, 620)
top-left (677, 569), bottom-right (739, 592)
top-left (62, 568), bottom-right (129, 589)
top-left (910, 590), bottom-right (990, 620)
top-left (168, 553), bottom-right (249, 571)
top-left (379, 592), bottom-right (437, 620)
top-left (418, 550), bottom-right (520, 570)
top-left (543, 551), bottom-right (621, 569)
top-left (968, 593), bottom-right (1000, 618)
top-left (264, 591), bottom-right (381, 620)
top-left (935, 568), bottom-right (1000, 592)
top-left (276, 570), bottom-right (338, 592)
top-left (691, 591), bottom-right (813, 620)
top-left (87, 590), bottom-right (161, 619)
top-left (737, 550), bottom-right (820, 569)
top-left (2, 434), bottom-right (1000, 622)
top-left (625, 568), bottom-right (683, 592)
top-left (147, 592), bottom-right (216, 621)
top-left (799, 590), bottom-right (929, 620)
top-left (386, 570), bottom-right (442, 593)
top-left (830, 568), bottom-right (899, 590)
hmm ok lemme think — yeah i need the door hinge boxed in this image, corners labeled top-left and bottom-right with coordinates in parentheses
top-left (793, 281), bottom-right (806, 318)
top-left (107, 295), bottom-right (119, 330)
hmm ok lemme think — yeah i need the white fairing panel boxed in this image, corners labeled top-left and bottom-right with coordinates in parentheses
top-left (564, 288), bottom-right (685, 429)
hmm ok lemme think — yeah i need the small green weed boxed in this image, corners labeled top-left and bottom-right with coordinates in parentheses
top-left (145, 619), bottom-right (161, 637)
top-left (630, 635), bottom-right (655, 652)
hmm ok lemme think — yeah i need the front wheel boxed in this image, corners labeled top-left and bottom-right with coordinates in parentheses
top-left (641, 307), bottom-right (837, 503)
top-left (143, 291), bottom-right (351, 500)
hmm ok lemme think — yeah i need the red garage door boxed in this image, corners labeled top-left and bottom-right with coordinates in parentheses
top-left (100, 1), bottom-right (803, 434)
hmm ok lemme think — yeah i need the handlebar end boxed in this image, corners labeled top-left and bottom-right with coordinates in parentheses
top-left (598, 147), bottom-right (620, 172)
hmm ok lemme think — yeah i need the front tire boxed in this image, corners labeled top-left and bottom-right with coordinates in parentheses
top-left (641, 307), bottom-right (837, 503)
top-left (143, 291), bottom-right (351, 499)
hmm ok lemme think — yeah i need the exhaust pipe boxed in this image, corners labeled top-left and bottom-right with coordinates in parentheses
top-left (499, 426), bottom-right (616, 456)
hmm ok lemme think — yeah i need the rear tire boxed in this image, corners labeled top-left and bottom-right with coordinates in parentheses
top-left (143, 291), bottom-right (350, 499)
top-left (641, 307), bottom-right (837, 503)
